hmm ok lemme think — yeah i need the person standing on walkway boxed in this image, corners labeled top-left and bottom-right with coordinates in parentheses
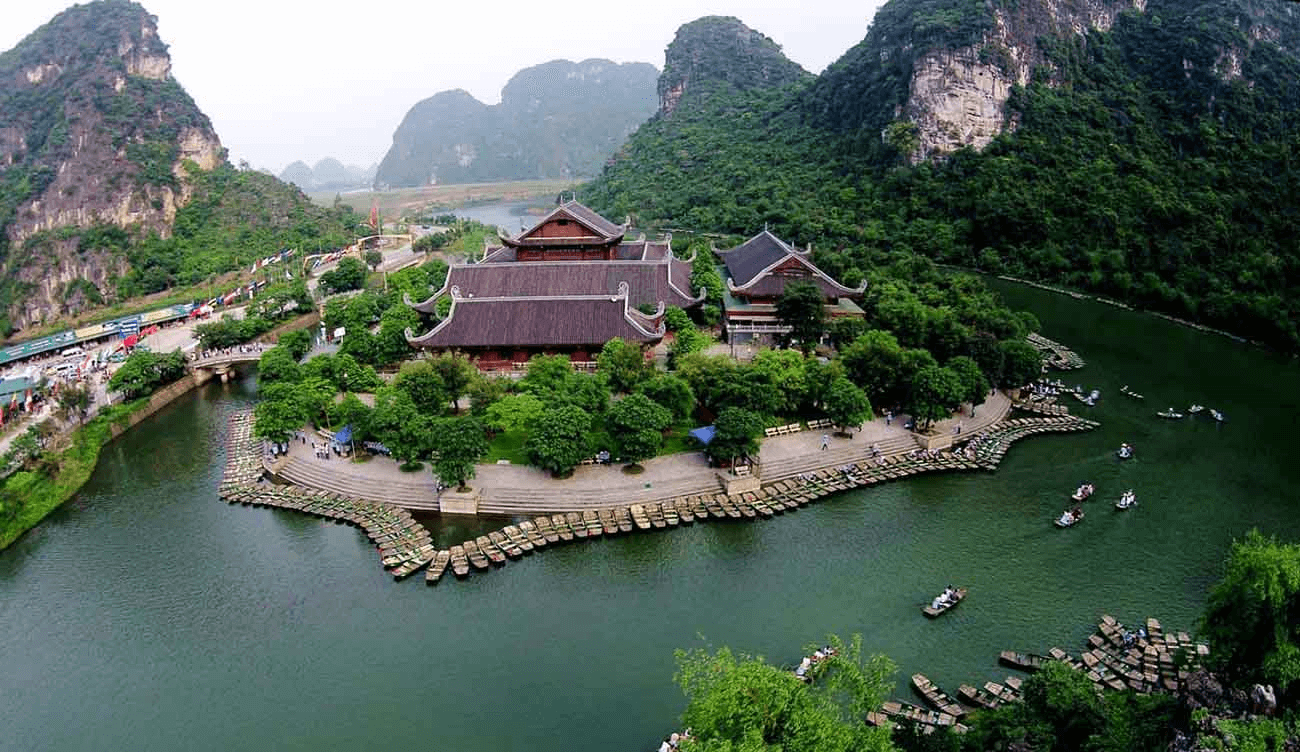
top-left (821, 434), bottom-right (829, 451)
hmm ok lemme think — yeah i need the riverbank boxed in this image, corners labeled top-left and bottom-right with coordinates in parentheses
top-left (0, 372), bottom-right (204, 550)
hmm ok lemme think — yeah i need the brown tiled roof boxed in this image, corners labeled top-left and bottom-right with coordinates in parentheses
top-left (407, 295), bottom-right (663, 348)
top-left (506, 200), bottom-right (624, 246)
top-left (720, 231), bottom-right (796, 286)
top-left (721, 230), bottom-right (865, 299)
top-left (408, 258), bottom-right (703, 312)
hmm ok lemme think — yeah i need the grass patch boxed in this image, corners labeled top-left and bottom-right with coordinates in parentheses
top-left (485, 429), bottom-right (529, 465)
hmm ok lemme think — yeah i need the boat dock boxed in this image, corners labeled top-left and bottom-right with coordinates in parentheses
top-left (1027, 332), bottom-right (1086, 370)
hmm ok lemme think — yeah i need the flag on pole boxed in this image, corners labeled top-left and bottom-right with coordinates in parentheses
top-left (368, 202), bottom-right (379, 231)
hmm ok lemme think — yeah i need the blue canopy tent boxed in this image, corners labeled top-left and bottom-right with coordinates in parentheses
top-left (688, 425), bottom-right (716, 445)
top-left (333, 424), bottom-right (353, 445)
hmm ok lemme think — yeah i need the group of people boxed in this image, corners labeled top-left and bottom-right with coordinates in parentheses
top-left (1073, 482), bottom-right (1095, 500)
top-left (1117, 489), bottom-right (1137, 509)
top-left (793, 645), bottom-right (839, 682)
top-left (1057, 505), bottom-right (1084, 526)
top-left (1118, 442), bottom-right (1134, 459)
top-left (190, 343), bottom-right (267, 361)
top-left (656, 729), bottom-right (693, 752)
top-left (930, 585), bottom-right (960, 611)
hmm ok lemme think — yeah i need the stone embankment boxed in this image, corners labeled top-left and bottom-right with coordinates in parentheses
top-left (220, 410), bottom-right (1097, 585)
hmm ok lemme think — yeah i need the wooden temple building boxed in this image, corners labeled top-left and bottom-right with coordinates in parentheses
top-left (405, 201), bottom-right (704, 369)
top-left (717, 230), bottom-right (866, 345)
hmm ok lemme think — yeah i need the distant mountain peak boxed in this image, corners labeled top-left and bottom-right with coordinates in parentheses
top-left (374, 58), bottom-right (658, 189)
top-left (658, 16), bottom-right (811, 116)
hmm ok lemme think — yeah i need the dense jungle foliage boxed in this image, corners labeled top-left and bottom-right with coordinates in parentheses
top-left (585, 0), bottom-right (1300, 348)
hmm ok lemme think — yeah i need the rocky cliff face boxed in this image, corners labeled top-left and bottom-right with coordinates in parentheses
top-left (375, 59), bottom-right (658, 188)
top-left (901, 0), bottom-right (1147, 161)
top-left (658, 16), bottom-right (811, 117)
top-left (0, 0), bottom-right (224, 332)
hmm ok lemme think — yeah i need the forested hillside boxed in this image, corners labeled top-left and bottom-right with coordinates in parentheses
top-left (0, 0), bottom-right (357, 336)
top-left (585, 0), bottom-right (1300, 348)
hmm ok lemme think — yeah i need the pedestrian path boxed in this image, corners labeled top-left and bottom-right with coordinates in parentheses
top-left (269, 392), bottom-right (1012, 513)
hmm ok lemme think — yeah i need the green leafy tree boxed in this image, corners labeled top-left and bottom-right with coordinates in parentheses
top-left (635, 374), bottom-right (696, 420)
top-left (705, 406), bottom-right (764, 463)
top-left (1020, 661), bottom-right (1108, 752)
top-left (430, 417), bottom-right (488, 489)
top-left (484, 393), bottom-right (546, 433)
top-left (329, 393), bottom-right (373, 443)
top-left (946, 355), bottom-right (990, 410)
top-left (1203, 530), bottom-right (1300, 695)
top-left (526, 406), bottom-right (593, 476)
top-left (257, 346), bottom-right (301, 386)
top-left (363, 249), bottom-right (383, 271)
top-left (467, 374), bottom-right (508, 416)
top-left (107, 350), bottom-right (186, 399)
top-left (393, 361), bottom-right (448, 417)
top-left (823, 377), bottom-right (873, 432)
top-left (318, 256), bottom-right (367, 294)
top-left (906, 365), bottom-right (963, 430)
top-left (674, 634), bottom-right (896, 752)
top-left (375, 304), bottom-right (419, 365)
top-left (597, 337), bottom-right (651, 393)
top-left (840, 330), bottom-right (907, 408)
top-left (369, 387), bottom-right (431, 467)
top-left (254, 382), bottom-right (311, 444)
top-left (666, 325), bottom-right (710, 367)
top-left (606, 393), bottom-right (672, 466)
top-left (521, 354), bottom-right (575, 395)
top-left (663, 306), bottom-right (692, 332)
top-left (673, 352), bottom-right (738, 412)
top-left (1000, 339), bottom-right (1043, 387)
top-left (429, 352), bottom-right (477, 411)
top-left (278, 329), bottom-right (313, 361)
top-left (750, 348), bottom-right (810, 414)
top-left (775, 280), bottom-right (827, 352)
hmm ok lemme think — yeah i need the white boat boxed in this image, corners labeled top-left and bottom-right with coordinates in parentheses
top-left (1117, 444), bottom-right (1134, 459)
top-left (1071, 484), bottom-right (1094, 501)
top-left (1210, 409), bottom-right (1225, 422)
top-left (1157, 409), bottom-right (1184, 419)
top-left (1055, 509), bottom-right (1085, 528)
top-left (1115, 491), bottom-right (1137, 510)
top-left (1188, 404), bottom-right (1205, 414)
top-left (1121, 385), bottom-right (1145, 399)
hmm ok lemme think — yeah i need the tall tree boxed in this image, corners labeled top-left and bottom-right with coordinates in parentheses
top-left (429, 352), bottom-right (477, 412)
top-left (525, 406), bottom-right (593, 476)
top-left (393, 361), bottom-right (448, 416)
top-left (1000, 339), bottom-right (1044, 388)
top-left (674, 634), bottom-right (896, 752)
top-left (906, 365), bottom-right (963, 430)
top-left (597, 337), bottom-right (651, 393)
top-left (946, 355), bottom-right (990, 410)
top-left (257, 346), bottom-right (301, 386)
top-left (54, 382), bottom-right (92, 423)
top-left (1203, 530), bottom-right (1300, 695)
top-left (605, 393), bottom-right (672, 467)
top-left (430, 417), bottom-right (489, 489)
top-left (775, 280), bottom-right (827, 352)
top-left (822, 377), bottom-right (873, 432)
top-left (705, 407), bottom-right (764, 464)
top-left (635, 374), bottom-right (696, 421)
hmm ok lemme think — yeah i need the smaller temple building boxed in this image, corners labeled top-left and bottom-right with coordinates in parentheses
top-left (717, 230), bottom-right (866, 344)
top-left (405, 201), bottom-right (703, 369)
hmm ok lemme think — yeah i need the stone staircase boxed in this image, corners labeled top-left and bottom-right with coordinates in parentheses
top-left (276, 456), bottom-right (443, 511)
top-left (477, 473), bottom-right (725, 515)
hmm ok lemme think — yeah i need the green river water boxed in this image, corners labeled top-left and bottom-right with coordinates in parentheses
top-left (2, 280), bottom-right (1298, 751)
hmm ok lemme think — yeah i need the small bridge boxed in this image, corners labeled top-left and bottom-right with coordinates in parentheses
top-left (188, 348), bottom-right (268, 383)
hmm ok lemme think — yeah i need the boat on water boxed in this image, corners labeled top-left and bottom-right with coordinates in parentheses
top-left (923, 586), bottom-right (967, 617)
top-left (998, 651), bottom-right (1051, 672)
top-left (1071, 483), bottom-right (1094, 501)
top-left (880, 701), bottom-right (962, 727)
top-left (1120, 385), bottom-right (1145, 399)
top-left (1117, 443), bottom-right (1134, 460)
top-left (911, 673), bottom-right (966, 717)
top-left (958, 684), bottom-right (1001, 710)
top-left (1188, 404), bottom-right (1205, 414)
top-left (1210, 409), bottom-right (1225, 422)
top-left (425, 550), bottom-right (450, 583)
top-left (1055, 508), bottom-right (1085, 528)
top-left (1157, 408), bottom-right (1184, 419)
top-left (1115, 490), bottom-right (1137, 510)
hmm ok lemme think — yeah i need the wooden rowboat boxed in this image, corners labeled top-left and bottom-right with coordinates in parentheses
top-left (426, 550), bottom-right (450, 583)
top-left (911, 673), bottom-right (965, 717)
top-left (449, 545), bottom-right (469, 577)
top-left (999, 650), bottom-right (1051, 672)
top-left (958, 683), bottom-right (1001, 710)
top-left (923, 587), bottom-right (968, 617)
top-left (551, 514), bottom-right (574, 541)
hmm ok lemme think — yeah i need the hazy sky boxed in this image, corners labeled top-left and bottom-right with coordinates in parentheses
top-left (5, 0), bottom-right (886, 174)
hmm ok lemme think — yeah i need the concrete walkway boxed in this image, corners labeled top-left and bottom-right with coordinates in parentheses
top-left (271, 391), bottom-right (1012, 515)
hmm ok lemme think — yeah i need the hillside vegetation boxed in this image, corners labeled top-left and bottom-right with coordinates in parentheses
top-left (585, 0), bottom-right (1300, 348)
